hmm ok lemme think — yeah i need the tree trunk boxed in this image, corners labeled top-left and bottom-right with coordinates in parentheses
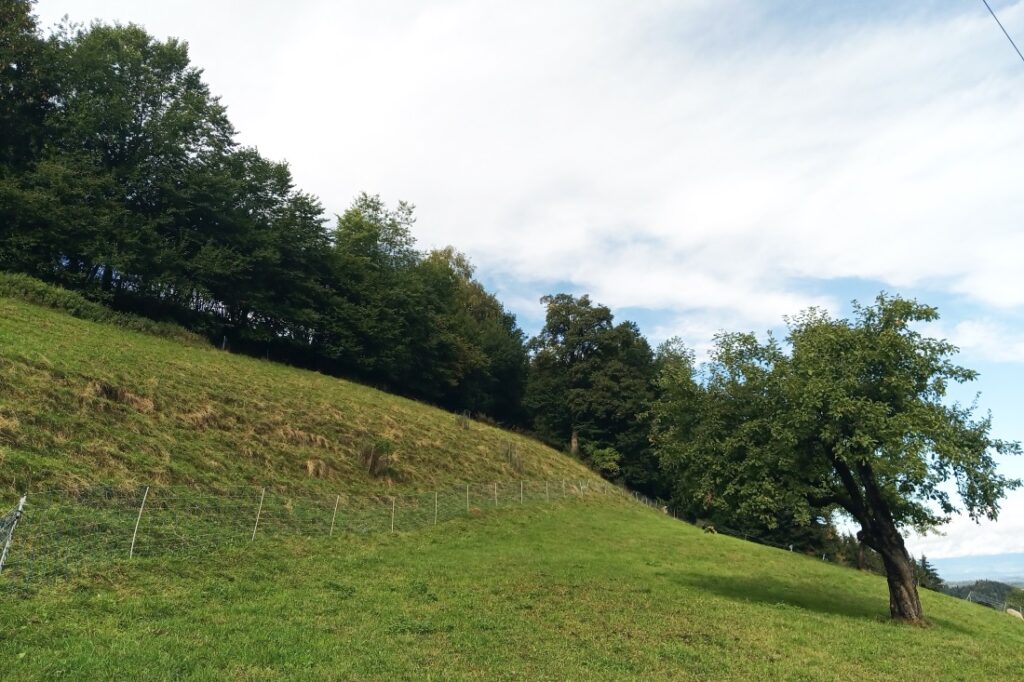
top-left (874, 530), bottom-right (924, 623)
top-left (100, 264), bottom-right (113, 292)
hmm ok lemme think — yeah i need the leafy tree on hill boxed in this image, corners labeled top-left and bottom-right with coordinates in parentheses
top-left (652, 294), bottom-right (1021, 623)
top-left (0, 0), bottom-right (54, 168)
top-left (526, 294), bottom-right (666, 495)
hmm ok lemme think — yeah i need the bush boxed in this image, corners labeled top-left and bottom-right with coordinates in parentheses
top-left (0, 272), bottom-right (208, 347)
top-left (360, 436), bottom-right (397, 478)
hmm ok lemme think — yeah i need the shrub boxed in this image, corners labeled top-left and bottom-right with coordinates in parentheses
top-left (360, 436), bottom-right (397, 478)
top-left (0, 272), bottom-right (207, 347)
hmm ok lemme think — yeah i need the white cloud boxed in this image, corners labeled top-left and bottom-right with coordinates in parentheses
top-left (36, 0), bottom-right (1024, 330)
top-left (951, 319), bottom-right (1024, 363)
top-left (906, 494), bottom-right (1024, 559)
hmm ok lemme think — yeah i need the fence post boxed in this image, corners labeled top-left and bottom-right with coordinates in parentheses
top-left (545, 481), bottom-right (549, 502)
top-left (0, 495), bottom-right (27, 575)
top-left (466, 484), bottom-right (470, 513)
top-left (562, 480), bottom-right (566, 497)
top-left (434, 491), bottom-right (438, 525)
top-left (494, 482), bottom-right (498, 507)
top-left (520, 481), bottom-right (524, 504)
top-left (251, 487), bottom-right (265, 542)
top-left (329, 495), bottom-right (340, 537)
top-left (129, 486), bottom-right (150, 559)
top-left (391, 496), bottom-right (396, 533)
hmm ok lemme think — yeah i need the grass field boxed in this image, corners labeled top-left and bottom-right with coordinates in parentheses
top-left (2, 500), bottom-right (1022, 681)
top-left (2, 284), bottom-right (1022, 680)
top-left (0, 292), bottom-right (596, 496)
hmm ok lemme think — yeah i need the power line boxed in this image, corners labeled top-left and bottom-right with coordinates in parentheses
top-left (980, 0), bottom-right (1024, 65)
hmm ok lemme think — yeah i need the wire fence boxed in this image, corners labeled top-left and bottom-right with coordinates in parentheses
top-left (627, 489), bottom-right (842, 562)
top-left (0, 478), bottom-right (605, 585)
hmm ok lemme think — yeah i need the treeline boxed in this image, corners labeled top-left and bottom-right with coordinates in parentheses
top-left (0, 2), bottom-right (670, 497)
top-left (0, 5), bottom-right (529, 418)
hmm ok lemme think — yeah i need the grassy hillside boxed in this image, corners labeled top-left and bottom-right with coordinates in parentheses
top-left (0, 290), bottom-right (597, 495)
top-left (2, 282), bottom-right (1022, 681)
top-left (1, 500), bottom-right (1021, 681)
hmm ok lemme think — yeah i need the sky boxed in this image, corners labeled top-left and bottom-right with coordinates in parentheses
top-left (34, 0), bottom-right (1024, 566)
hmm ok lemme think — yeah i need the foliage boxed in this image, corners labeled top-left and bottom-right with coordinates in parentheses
top-left (525, 294), bottom-right (664, 495)
top-left (0, 12), bottom-right (529, 424)
top-left (652, 293), bottom-right (1021, 621)
top-left (0, 271), bottom-right (205, 346)
top-left (915, 555), bottom-right (945, 592)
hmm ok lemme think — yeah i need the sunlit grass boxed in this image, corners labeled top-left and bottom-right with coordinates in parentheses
top-left (0, 296), bottom-right (596, 497)
top-left (2, 501), bottom-right (1021, 681)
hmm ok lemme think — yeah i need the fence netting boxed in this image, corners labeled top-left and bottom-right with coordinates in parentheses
top-left (0, 479), bottom-right (603, 584)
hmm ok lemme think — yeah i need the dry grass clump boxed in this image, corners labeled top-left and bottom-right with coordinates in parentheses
top-left (180, 405), bottom-right (219, 430)
top-left (81, 380), bottom-right (154, 413)
top-left (305, 458), bottom-right (330, 479)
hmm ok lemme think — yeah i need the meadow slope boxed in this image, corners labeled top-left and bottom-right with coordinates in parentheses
top-left (1, 501), bottom-right (1022, 681)
top-left (0, 294), bottom-right (597, 496)
top-left (2, 288), bottom-right (1022, 681)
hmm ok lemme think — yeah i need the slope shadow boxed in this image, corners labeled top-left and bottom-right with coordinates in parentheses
top-left (670, 570), bottom-right (888, 622)
top-left (668, 568), bottom-right (973, 633)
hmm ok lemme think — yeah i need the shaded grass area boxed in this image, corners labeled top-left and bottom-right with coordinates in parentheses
top-left (2, 502), bottom-right (1021, 681)
top-left (0, 296), bottom-right (597, 496)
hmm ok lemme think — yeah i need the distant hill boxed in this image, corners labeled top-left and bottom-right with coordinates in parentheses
top-left (944, 580), bottom-right (1024, 611)
top-left (931, 553), bottom-right (1024, 586)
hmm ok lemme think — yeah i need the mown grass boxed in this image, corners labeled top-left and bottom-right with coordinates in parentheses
top-left (0, 294), bottom-right (597, 496)
top-left (1, 500), bottom-right (1021, 681)
top-left (2, 284), bottom-right (1021, 680)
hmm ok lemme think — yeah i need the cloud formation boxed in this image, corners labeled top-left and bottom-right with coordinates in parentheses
top-left (38, 0), bottom-right (1024, 337)
top-left (906, 494), bottom-right (1024, 559)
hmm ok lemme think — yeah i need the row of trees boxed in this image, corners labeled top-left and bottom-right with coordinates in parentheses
top-left (3, 2), bottom-right (1017, 623)
top-left (0, 4), bottom-right (529, 421)
top-left (0, 2), bottom-right (672, 497)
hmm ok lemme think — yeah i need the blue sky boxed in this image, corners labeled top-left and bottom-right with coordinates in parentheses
top-left (36, 0), bottom-right (1024, 561)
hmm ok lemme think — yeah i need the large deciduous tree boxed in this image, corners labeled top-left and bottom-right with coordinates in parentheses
top-left (652, 294), bottom-right (1020, 622)
top-left (526, 294), bottom-right (663, 494)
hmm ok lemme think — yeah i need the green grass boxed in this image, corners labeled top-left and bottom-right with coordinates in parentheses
top-left (2, 501), bottom-right (1021, 681)
top-left (0, 290), bottom-right (597, 496)
top-left (2, 281), bottom-right (1022, 680)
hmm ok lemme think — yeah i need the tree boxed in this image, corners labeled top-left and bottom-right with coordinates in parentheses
top-left (526, 294), bottom-right (663, 494)
top-left (652, 294), bottom-right (1020, 622)
top-left (0, 0), bottom-right (54, 168)
top-left (915, 556), bottom-right (944, 592)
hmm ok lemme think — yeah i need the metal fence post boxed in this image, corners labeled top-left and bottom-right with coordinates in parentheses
top-left (251, 487), bottom-right (265, 542)
top-left (545, 481), bottom-right (549, 502)
top-left (391, 496), bottom-right (396, 533)
top-left (329, 495), bottom-right (340, 537)
top-left (520, 481), bottom-right (524, 504)
top-left (466, 484), bottom-right (470, 513)
top-left (493, 482), bottom-right (498, 507)
top-left (129, 486), bottom-right (150, 559)
top-left (434, 491), bottom-right (438, 525)
top-left (0, 495), bottom-right (27, 574)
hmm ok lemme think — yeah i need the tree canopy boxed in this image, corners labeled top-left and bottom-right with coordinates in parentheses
top-left (652, 294), bottom-right (1020, 622)
top-left (526, 294), bottom-right (667, 496)
top-left (0, 10), bottom-right (530, 423)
